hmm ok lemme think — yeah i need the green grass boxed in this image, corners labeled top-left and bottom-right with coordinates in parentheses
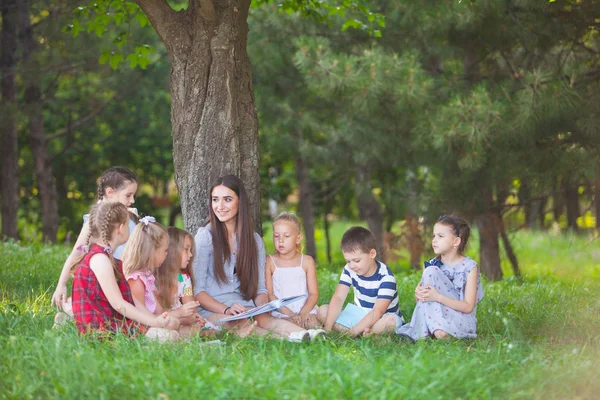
top-left (1, 228), bottom-right (599, 399)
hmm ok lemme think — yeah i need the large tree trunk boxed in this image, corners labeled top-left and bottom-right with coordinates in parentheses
top-left (294, 129), bottom-right (316, 258)
top-left (476, 184), bottom-right (503, 281)
top-left (0, 0), bottom-right (20, 240)
top-left (21, 0), bottom-right (59, 242)
top-left (564, 178), bottom-right (580, 232)
top-left (355, 165), bottom-right (385, 261)
top-left (136, 0), bottom-right (261, 235)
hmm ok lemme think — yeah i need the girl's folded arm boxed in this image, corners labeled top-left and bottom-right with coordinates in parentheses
top-left (431, 267), bottom-right (479, 313)
top-left (90, 255), bottom-right (163, 327)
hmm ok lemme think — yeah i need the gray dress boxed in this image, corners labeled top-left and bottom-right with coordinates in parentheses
top-left (397, 256), bottom-right (484, 340)
top-left (192, 224), bottom-right (267, 317)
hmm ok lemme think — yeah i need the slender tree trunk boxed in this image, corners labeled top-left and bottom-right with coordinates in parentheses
top-left (21, 0), bottom-right (59, 242)
top-left (323, 202), bottom-right (332, 265)
top-left (0, 0), bottom-right (20, 240)
top-left (564, 178), bottom-right (580, 232)
top-left (497, 213), bottom-right (521, 278)
top-left (355, 165), bottom-right (385, 261)
top-left (405, 170), bottom-right (423, 270)
top-left (294, 129), bottom-right (316, 258)
top-left (552, 178), bottom-right (564, 224)
top-left (519, 180), bottom-right (533, 229)
top-left (406, 212), bottom-right (424, 271)
top-left (476, 184), bottom-right (503, 281)
top-left (136, 0), bottom-right (260, 235)
top-left (538, 195), bottom-right (547, 230)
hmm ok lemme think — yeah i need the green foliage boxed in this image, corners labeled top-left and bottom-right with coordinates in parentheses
top-left (66, 0), bottom-right (153, 70)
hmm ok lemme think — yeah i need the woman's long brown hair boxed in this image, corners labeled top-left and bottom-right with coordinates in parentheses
top-left (209, 175), bottom-right (259, 300)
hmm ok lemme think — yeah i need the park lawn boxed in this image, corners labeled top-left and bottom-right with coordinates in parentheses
top-left (1, 229), bottom-right (599, 399)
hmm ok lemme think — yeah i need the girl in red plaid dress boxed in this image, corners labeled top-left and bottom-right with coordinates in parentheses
top-left (70, 202), bottom-right (180, 341)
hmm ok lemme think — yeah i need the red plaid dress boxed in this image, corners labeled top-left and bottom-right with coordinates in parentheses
top-left (72, 243), bottom-right (148, 337)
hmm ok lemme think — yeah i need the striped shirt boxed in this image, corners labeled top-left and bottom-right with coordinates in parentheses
top-left (339, 260), bottom-right (400, 316)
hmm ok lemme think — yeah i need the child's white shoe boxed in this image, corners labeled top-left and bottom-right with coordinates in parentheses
top-left (287, 330), bottom-right (310, 343)
top-left (307, 329), bottom-right (326, 341)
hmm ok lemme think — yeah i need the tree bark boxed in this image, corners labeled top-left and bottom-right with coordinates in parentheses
top-left (323, 201), bottom-right (332, 265)
top-left (294, 128), bottom-right (316, 258)
top-left (564, 178), bottom-right (580, 232)
top-left (498, 213), bottom-right (521, 278)
top-left (136, 0), bottom-right (261, 235)
top-left (475, 184), bottom-right (503, 281)
top-left (355, 165), bottom-right (385, 261)
top-left (0, 0), bottom-right (20, 240)
top-left (21, 0), bottom-right (59, 242)
top-left (552, 178), bottom-right (564, 224)
top-left (405, 212), bottom-right (424, 271)
top-left (538, 195), bottom-right (547, 230)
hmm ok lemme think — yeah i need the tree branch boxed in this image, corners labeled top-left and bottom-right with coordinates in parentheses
top-left (135, 0), bottom-right (188, 55)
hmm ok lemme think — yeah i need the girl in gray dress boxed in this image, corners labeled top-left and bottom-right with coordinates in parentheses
top-left (397, 214), bottom-right (484, 340)
top-left (193, 175), bottom-right (312, 341)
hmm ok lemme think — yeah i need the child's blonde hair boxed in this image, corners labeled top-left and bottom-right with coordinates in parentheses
top-left (273, 211), bottom-right (302, 253)
top-left (155, 227), bottom-right (195, 310)
top-left (69, 202), bottom-right (129, 277)
top-left (122, 219), bottom-right (168, 277)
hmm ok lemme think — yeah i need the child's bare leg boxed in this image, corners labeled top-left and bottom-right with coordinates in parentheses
top-left (317, 305), bottom-right (348, 333)
top-left (254, 313), bottom-right (305, 336)
top-left (366, 314), bottom-right (397, 336)
top-left (206, 313), bottom-right (257, 338)
top-left (146, 327), bottom-right (180, 343)
top-left (433, 329), bottom-right (450, 340)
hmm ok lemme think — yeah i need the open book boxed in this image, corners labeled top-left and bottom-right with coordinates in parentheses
top-left (216, 294), bottom-right (308, 323)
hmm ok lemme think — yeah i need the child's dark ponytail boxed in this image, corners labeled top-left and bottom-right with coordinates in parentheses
top-left (436, 214), bottom-right (471, 254)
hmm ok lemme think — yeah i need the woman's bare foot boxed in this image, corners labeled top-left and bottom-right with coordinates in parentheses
top-left (236, 320), bottom-right (258, 338)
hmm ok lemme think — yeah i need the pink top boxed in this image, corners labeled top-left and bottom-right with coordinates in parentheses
top-left (126, 269), bottom-right (158, 314)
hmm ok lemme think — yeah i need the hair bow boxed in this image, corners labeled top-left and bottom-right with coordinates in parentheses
top-left (424, 258), bottom-right (443, 269)
top-left (77, 244), bottom-right (90, 254)
top-left (140, 216), bottom-right (156, 226)
top-left (103, 246), bottom-right (113, 255)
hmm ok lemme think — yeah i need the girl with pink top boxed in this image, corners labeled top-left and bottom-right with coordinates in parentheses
top-left (265, 212), bottom-right (323, 331)
top-left (124, 217), bottom-right (201, 335)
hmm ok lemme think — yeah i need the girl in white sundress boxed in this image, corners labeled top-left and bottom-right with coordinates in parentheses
top-left (265, 212), bottom-right (323, 330)
top-left (397, 214), bottom-right (484, 340)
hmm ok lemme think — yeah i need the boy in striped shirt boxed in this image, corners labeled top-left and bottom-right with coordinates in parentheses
top-left (317, 226), bottom-right (404, 337)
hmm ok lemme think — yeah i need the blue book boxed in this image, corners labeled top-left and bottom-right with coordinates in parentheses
top-left (335, 303), bottom-right (370, 328)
